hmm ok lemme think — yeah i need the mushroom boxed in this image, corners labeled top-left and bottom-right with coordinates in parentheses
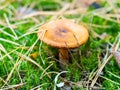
top-left (38, 19), bottom-right (89, 65)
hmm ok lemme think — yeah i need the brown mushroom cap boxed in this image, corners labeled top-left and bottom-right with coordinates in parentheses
top-left (38, 19), bottom-right (89, 48)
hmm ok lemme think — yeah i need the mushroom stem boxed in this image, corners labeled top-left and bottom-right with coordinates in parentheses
top-left (59, 48), bottom-right (69, 64)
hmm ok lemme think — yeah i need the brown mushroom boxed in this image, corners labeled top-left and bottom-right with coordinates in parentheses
top-left (38, 19), bottom-right (89, 65)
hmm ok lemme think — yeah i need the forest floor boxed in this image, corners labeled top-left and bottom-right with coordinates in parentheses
top-left (0, 0), bottom-right (120, 90)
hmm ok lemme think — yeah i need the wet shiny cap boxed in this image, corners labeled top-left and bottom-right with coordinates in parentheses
top-left (38, 19), bottom-right (89, 48)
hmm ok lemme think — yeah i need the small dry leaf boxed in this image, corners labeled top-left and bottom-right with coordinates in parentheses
top-left (112, 51), bottom-right (120, 68)
top-left (30, 52), bottom-right (39, 59)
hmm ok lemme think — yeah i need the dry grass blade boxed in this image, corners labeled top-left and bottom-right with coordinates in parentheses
top-left (13, 20), bottom-right (29, 26)
top-left (90, 35), bottom-right (119, 87)
top-left (0, 47), bottom-right (19, 60)
top-left (99, 75), bottom-right (120, 86)
top-left (5, 44), bottom-right (27, 83)
top-left (17, 23), bottom-right (41, 40)
top-left (0, 28), bottom-right (16, 39)
top-left (18, 31), bottom-right (38, 40)
top-left (93, 13), bottom-right (120, 23)
top-left (112, 51), bottom-right (120, 68)
top-left (85, 23), bottom-right (111, 29)
top-left (0, 77), bottom-right (8, 87)
top-left (51, 3), bottom-right (70, 19)
top-left (106, 0), bottom-right (120, 23)
top-left (111, 33), bottom-right (120, 68)
top-left (40, 63), bottom-right (53, 79)
top-left (0, 20), bottom-right (16, 28)
top-left (4, 46), bottom-right (25, 84)
top-left (27, 23), bottom-right (44, 32)
top-left (106, 14), bottom-right (120, 18)
top-left (31, 83), bottom-right (47, 90)
top-left (4, 14), bottom-right (18, 40)
top-left (1, 83), bottom-right (25, 90)
top-left (0, 38), bottom-right (20, 46)
top-left (90, 48), bottom-right (113, 88)
top-left (25, 38), bottom-right (39, 56)
top-left (15, 51), bottom-right (51, 79)
top-left (88, 5), bottom-right (120, 23)
top-left (40, 71), bottom-right (58, 79)
top-left (15, 2), bottom-right (36, 20)
top-left (0, 44), bottom-right (13, 60)
top-left (107, 71), bottom-right (120, 79)
top-left (0, 0), bottom-right (14, 10)
top-left (38, 30), bottom-right (47, 65)
top-left (15, 46), bottom-right (38, 50)
top-left (17, 8), bottom-right (86, 20)
top-left (5, 58), bottom-right (22, 82)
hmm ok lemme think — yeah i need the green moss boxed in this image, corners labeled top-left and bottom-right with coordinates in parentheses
top-left (81, 52), bottom-right (98, 71)
top-left (0, 0), bottom-right (120, 89)
top-left (39, 0), bottom-right (61, 11)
